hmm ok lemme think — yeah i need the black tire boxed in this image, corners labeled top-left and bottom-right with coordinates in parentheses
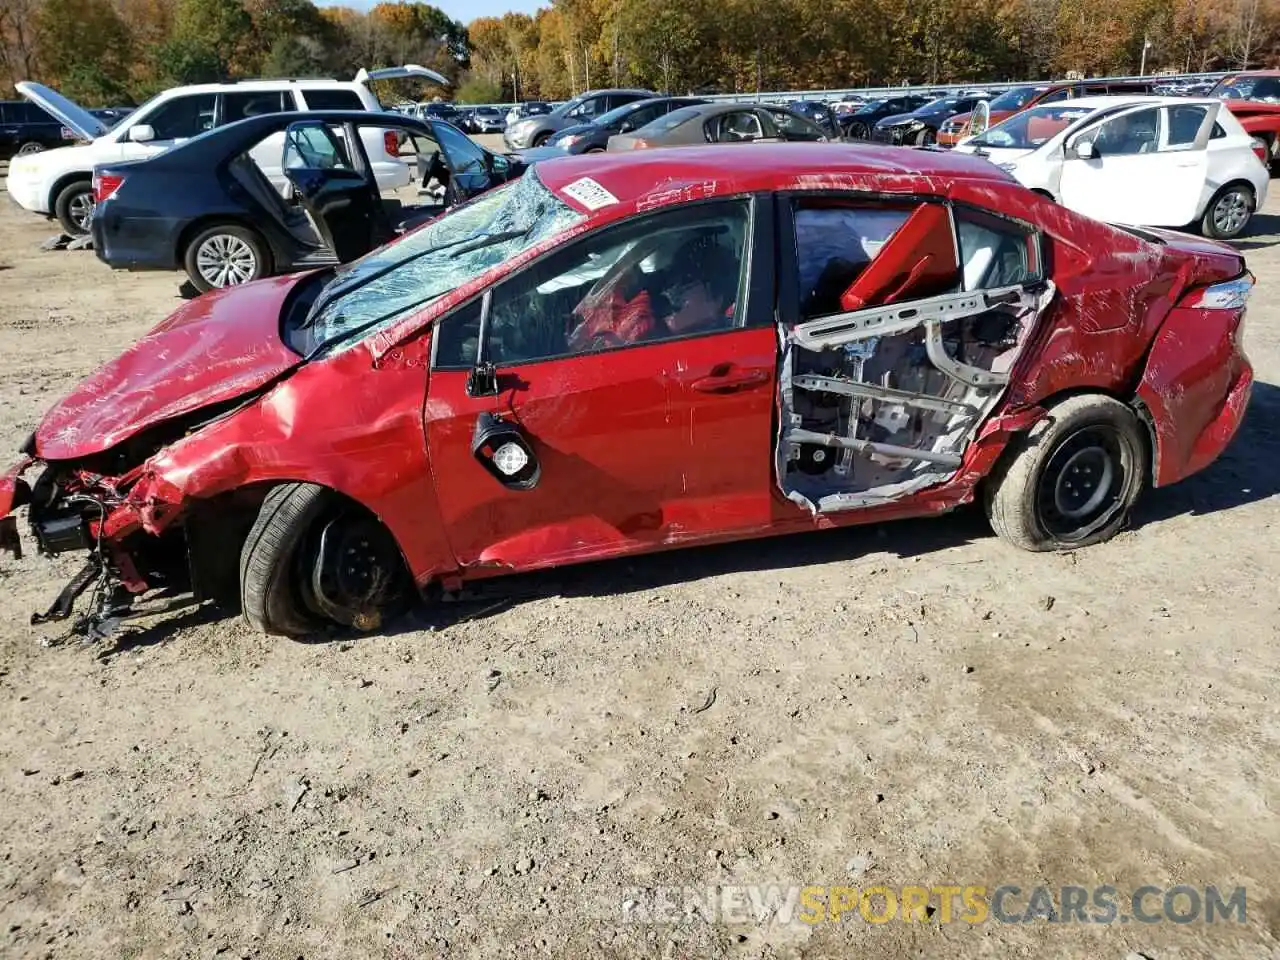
top-left (1201, 183), bottom-right (1254, 240)
top-left (240, 483), bottom-right (411, 638)
top-left (182, 223), bottom-right (270, 293)
top-left (53, 180), bottom-right (94, 237)
top-left (847, 121), bottom-right (869, 140)
top-left (916, 127), bottom-right (937, 146)
top-left (532, 131), bottom-right (553, 147)
top-left (984, 394), bottom-right (1148, 551)
top-left (16, 141), bottom-right (44, 157)
top-left (585, 146), bottom-right (606, 153)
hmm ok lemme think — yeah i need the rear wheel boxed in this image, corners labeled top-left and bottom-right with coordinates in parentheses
top-left (183, 224), bottom-right (270, 293)
top-left (53, 180), bottom-right (94, 236)
top-left (240, 483), bottom-right (411, 638)
top-left (984, 394), bottom-right (1148, 551)
top-left (1201, 183), bottom-right (1254, 240)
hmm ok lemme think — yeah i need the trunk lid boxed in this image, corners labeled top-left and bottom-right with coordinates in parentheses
top-left (16, 81), bottom-right (109, 141)
top-left (35, 274), bottom-right (310, 461)
top-left (1134, 226), bottom-right (1248, 289)
top-left (354, 64), bottom-right (450, 87)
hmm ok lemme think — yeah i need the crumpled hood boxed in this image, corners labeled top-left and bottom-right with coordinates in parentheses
top-left (36, 274), bottom-right (308, 461)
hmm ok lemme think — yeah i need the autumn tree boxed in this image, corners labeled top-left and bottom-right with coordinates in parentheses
top-left (33, 0), bottom-right (132, 101)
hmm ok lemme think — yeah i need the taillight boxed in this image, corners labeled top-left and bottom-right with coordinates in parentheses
top-left (384, 130), bottom-right (400, 156)
top-left (1183, 272), bottom-right (1254, 309)
top-left (93, 172), bottom-right (123, 203)
top-left (1251, 137), bottom-right (1269, 165)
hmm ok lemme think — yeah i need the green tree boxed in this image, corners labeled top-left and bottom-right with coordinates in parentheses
top-left (456, 76), bottom-right (503, 102)
top-left (34, 0), bottom-right (132, 103)
top-left (171, 0), bottom-right (254, 79)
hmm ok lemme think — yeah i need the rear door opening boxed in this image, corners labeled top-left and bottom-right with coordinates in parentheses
top-left (776, 195), bottom-right (1054, 513)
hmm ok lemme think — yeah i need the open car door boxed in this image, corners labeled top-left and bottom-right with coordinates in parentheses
top-left (282, 120), bottom-right (395, 264)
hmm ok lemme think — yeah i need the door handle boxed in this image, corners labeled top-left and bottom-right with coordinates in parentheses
top-left (691, 368), bottom-right (770, 394)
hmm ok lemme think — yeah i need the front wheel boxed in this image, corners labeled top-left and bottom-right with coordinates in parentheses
top-left (16, 141), bottom-right (44, 157)
top-left (846, 121), bottom-right (869, 140)
top-left (916, 127), bottom-right (937, 146)
top-left (183, 224), bottom-right (270, 293)
top-left (240, 484), bottom-right (411, 638)
top-left (531, 131), bottom-right (553, 148)
top-left (984, 394), bottom-right (1148, 551)
top-left (1201, 184), bottom-right (1254, 240)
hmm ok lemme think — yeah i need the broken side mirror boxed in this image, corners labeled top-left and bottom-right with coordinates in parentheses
top-left (466, 289), bottom-right (498, 398)
top-left (471, 412), bottom-right (540, 490)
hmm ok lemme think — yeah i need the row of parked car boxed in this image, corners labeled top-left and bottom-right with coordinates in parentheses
top-left (1, 69), bottom-right (1277, 294)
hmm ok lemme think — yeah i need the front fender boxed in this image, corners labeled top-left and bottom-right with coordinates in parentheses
top-left (127, 339), bottom-right (456, 587)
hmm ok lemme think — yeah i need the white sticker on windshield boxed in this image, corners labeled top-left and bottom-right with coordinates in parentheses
top-left (562, 176), bottom-right (618, 210)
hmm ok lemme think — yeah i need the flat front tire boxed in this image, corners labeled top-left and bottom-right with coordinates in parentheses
top-left (984, 394), bottom-right (1149, 551)
top-left (240, 483), bottom-right (411, 638)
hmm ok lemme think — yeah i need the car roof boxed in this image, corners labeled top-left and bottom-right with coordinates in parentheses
top-left (535, 142), bottom-right (1017, 211)
top-left (157, 78), bottom-right (363, 96)
top-left (1026, 94), bottom-right (1205, 110)
top-left (1221, 69), bottom-right (1280, 77)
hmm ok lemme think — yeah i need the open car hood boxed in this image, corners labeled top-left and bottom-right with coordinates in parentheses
top-left (35, 275), bottom-right (308, 462)
top-left (16, 81), bottom-right (109, 141)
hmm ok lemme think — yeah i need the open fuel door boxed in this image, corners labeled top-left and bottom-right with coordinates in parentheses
top-left (282, 120), bottom-right (394, 263)
top-left (777, 197), bottom-right (1054, 513)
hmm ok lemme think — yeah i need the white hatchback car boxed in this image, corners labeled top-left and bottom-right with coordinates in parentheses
top-left (953, 96), bottom-right (1270, 239)
top-left (5, 66), bottom-right (446, 237)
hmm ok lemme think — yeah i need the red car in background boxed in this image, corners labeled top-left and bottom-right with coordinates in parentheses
top-left (937, 79), bottom-right (1159, 147)
top-left (1210, 70), bottom-right (1280, 165)
top-left (0, 145), bottom-right (1255, 639)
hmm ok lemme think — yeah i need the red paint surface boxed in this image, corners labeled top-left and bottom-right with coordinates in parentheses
top-left (0, 143), bottom-right (1256, 595)
top-left (35, 274), bottom-right (306, 461)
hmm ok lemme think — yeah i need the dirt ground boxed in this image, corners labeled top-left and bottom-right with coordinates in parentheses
top-left (0, 159), bottom-right (1279, 960)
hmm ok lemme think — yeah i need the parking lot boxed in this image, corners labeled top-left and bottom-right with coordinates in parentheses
top-left (0, 158), bottom-right (1278, 959)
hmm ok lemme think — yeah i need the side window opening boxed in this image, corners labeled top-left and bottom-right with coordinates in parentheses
top-left (300, 88), bottom-right (365, 111)
top-left (778, 198), bottom-right (1048, 514)
top-left (434, 200), bottom-right (751, 369)
top-left (1164, 105), bottom-right (1209, 149)
top-left (143, 94), bottom-right (217, 140)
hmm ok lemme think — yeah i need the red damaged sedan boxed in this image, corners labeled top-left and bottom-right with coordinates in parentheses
top-left (0, 144), bottom-right (1255, 638)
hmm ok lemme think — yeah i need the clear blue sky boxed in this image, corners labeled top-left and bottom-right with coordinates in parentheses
top-left (314, 0), bottom-right (548, 22)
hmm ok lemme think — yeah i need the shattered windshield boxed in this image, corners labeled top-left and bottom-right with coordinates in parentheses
top-left (289, 171), bottom-right (584, 357)
top-left (967, 104), bottom-right (1096, 149)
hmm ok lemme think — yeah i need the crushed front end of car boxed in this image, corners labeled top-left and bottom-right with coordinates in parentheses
top-left (0, 404), bottom-right (269, 641)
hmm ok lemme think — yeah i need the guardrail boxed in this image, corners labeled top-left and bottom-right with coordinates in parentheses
top-left (418, 69), bottom-right (1231, 115)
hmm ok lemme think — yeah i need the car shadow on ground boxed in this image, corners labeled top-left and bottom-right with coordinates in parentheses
top-left (1130, 378), bottom-right (1280, 528)
top-left (1234, 212), bottom-right (1280, 251)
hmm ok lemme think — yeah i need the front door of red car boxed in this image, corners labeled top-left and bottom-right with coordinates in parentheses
top-left (424, 197), bottom-right (780, 573)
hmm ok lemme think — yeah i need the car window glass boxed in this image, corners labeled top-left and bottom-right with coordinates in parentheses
top-left (1211, 122), bottom-right (1226, 139)
top-left (433, 119), bottom-right (487, 175)
top-left (300, 88), bottom-right (365, 111)
top-left (143, 94), bottom-right (217, 140)
top-left (283, 123), bottom-right (354, 170)
top-left (223, 91), bottom-right (290, 123)
top-left (766, 109), bottom-right (823, 139)
top-left (714, 111), bottom-right (764, 142)
top-left (1164, 105), bottom-right (1208, 147)
top-left (618, 102), bottom-right (663, 131)
top-left (955, 208), bottom-right (1039, 291)
top-left (1082, 107), bottom-right (1159, 156)
top-left (794, 205), bottom-right (913, 319)
top-left (1040, 88), bottom-right (1071, 104)
top-left (437, 200), bottom-right (750, 367)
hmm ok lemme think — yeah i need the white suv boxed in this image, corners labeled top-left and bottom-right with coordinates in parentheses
top-left (5, 66), bottom-right (446, 236)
